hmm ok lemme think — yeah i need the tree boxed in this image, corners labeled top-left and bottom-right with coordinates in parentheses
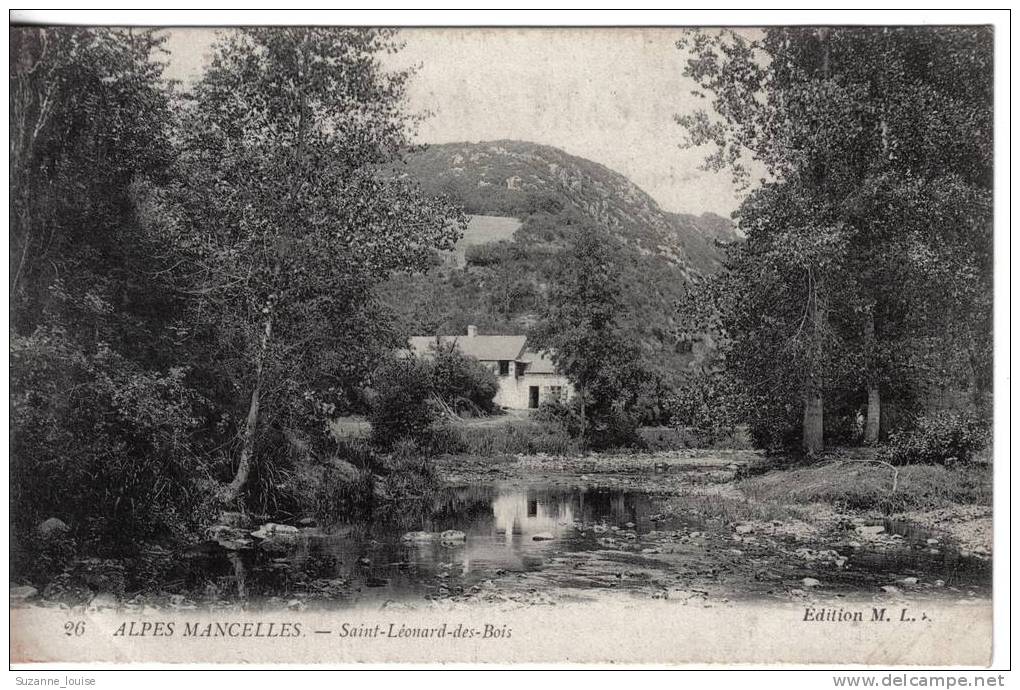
top-left (145, 28), bottom-right (463, 504)
top-left (530, 226), bottom-right (649, 448)
top-left (9, 28), bottom-right (201, 551)
top-left (676, 27), bottom-right (993, 451)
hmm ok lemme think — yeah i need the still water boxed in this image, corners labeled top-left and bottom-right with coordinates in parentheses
top-left (176, 483), bottom-right (991, 606)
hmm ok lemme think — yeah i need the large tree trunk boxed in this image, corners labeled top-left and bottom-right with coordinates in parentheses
top-left (865, 385), bottom-right (881, 445)
top-left (864, 309), bottom-right (881, 444)
top-left (803, 388), bottom-right (824, 454)
top-left (803, 267), bottom-right (825, 454)
top-left (223, 309), bottom-right (274, 504)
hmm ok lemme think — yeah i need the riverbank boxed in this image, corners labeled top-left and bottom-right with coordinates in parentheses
top-left (10, 448), bottom-right (992, 612)
top-left (436, 449), bottom-right (993, 555)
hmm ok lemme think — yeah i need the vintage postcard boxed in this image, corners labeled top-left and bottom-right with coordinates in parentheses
top-left (8, 19), bottom-right (999, 667)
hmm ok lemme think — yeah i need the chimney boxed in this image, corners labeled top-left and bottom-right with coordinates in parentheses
top-left (467, 325), bottom-right (477, 337)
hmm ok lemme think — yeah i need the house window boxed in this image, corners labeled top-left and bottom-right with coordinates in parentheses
top-left (499, 360), bottom-right (510, 376)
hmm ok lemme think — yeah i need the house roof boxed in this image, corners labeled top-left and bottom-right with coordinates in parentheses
top-left (519, 349), bottom-right (558, 374)
top-left (407, 334), bottom-right (527, 362)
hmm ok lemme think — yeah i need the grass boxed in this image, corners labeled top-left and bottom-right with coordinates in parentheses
top-left (638, 425), bottom-right (751, 451)
top-left (663, 491), bottom-right (814, 524)
top-left (455, 419), bottom-right (579, 456)
top-left (738, 459), bottom-right (992, 514)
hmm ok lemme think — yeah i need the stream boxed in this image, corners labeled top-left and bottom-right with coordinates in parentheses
top-left (173, 479), bottom-right (991, 608)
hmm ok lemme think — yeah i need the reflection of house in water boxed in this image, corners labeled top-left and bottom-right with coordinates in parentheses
top-left (490, 492), bottom-right (574, 544)
top-left (398, 487), bottom-right (649, 577)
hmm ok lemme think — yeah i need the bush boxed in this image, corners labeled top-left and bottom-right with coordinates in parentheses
top-left (879, 411), bottom-right (991, 466)
top-left (669, 371), bottom-right (742, 446)
top-left (430, 347), bottom-right (499, 416)
top-left (535, 398), bottom-right (642, 450)
top-left (10, 328), bottom-right (204, 557)
top-left (367, 357), bottom-right (446, 450)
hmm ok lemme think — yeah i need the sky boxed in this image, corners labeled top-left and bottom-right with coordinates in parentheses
top-left (162, 28), bottom-right (755, 217)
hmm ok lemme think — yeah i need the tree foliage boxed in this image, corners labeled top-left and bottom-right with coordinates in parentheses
top-left (141, 28), bottom-right (464, 502)
top-left (9, 28), bottom-right (199, 551)
top-left (530, 227), bottom-right (650, 448)
top-left (676, 27), bottom-right (993, 451)
top-left (9, 27), bottom-right (467, 572)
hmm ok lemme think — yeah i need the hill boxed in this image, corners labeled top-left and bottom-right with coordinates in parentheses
top-left (379, 141), bottom-right (740, 412)
top-left (399, 140), bottom-right (739, 276)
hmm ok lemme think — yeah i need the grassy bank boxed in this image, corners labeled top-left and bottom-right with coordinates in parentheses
top-left (739, 459), bottom-right (993, 514)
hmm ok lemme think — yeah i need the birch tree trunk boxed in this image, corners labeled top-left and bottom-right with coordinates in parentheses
top-left (223, 307), bottom-right (274, 504)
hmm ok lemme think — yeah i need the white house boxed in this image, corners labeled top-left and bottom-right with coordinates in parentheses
top-left (407, 326), bottom-right (574, 410)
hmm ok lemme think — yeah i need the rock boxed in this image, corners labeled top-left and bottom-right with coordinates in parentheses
top-left (926, 538), bottom-right (940, 545)
top-left (734, 524), bottom-right (755, 535)
top-left (641, 547), bottom-right (662, 554)
top-left (848, 541), bottom-right (862, 549)
top-left (87, 593), bottom-right (119, 611)
top-left (168, 594), bottom-right (195, 609)
top-left (624, 522), bottom-right (636, 529)
top-left (881, 585), bottom-right (901, 594)
top-left (898, 577), bottom-right (919, 586)
top-left (206, 525), bottom-right (249, 541)
top-left (934, 579), bottom-right (945, 588)
top-left (801, 577), bottom-right (821, 587)
top-left (217, 537), bottom-right (253, 551)
top-left (857, 524), bottom-right (885, 537)
top-left (259, 538), bottom-right (295, 555)
top-left (402, 531), bottom-right (434, 543)
top-left (37, 517), bottom-right (70, 538)
top-left (327, 457), bottom-right (361, 483)
top-left (532, 532), bottom-right (555, 541)
top-left (251, 523), bottom-right (299, 539)
top-left (835, 557), bottom-right (848, 568)
top-left (10, 585), bottom-right (38, 601)
top-left (357, 557), bottom-right (371, 566)
top-left (218, 511), bottom-right (249, 528)
top-left (440, 530), bottom-right (466, 542)
top-left (298, 517), bottom-right (318, 527)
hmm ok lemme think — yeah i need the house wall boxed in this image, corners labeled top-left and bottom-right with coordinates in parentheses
top-left (494, 370), bottom-right (574, 410)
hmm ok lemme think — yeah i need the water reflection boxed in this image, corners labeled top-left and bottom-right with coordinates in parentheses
top-left (173, 483), bottom-right (992, 606)
top-left (176, 484), bottom-right (650, 604)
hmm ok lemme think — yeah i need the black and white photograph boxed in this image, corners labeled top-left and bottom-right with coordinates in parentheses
top-left (7, 11), bottom-right (1008, 671)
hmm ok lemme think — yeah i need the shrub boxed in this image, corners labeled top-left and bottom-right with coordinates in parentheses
top-left (367, 357), bottom-right (445, 450)
top-left (430, 347), bottom-right (499, 416)
top-left (10, 328), bottom-right (204, 557)
top-left (669, 371), bottom-right (742, 445)
top-left (879, 411), bottom-right (991, 467)
top-left (536, 398), bottom-right (642, 450)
